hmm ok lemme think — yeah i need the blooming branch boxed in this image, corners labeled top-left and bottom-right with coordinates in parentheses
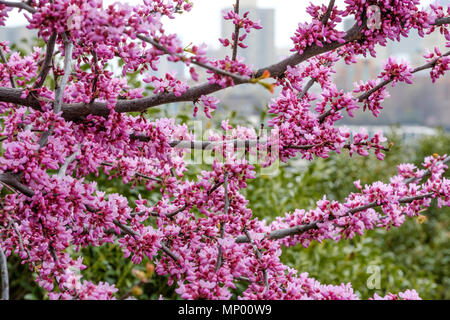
top-left (0, 247), bottom-right (8, 300)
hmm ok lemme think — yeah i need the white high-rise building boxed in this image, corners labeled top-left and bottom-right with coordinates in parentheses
top-left (214, 0), bottom-right (276, 116)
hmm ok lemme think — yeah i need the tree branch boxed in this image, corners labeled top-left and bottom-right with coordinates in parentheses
top-left (160, 243), bottom-right (181, 265)
top-left (231, 0), bottom-right (240, 61)
top-left (298, 78), bottom-right (317, 100)
top-left (0, 0), bottom-right (36, 13)
top-left (58, 150), bottom-right (79, 178)
top-left (215, 171), bottom-right (229, 272)
top-left (38, 34), bottom-right (73, 147)
top-left (0, 13), bottom-right (446, 124)
top-left (0, 45), bottom-right (16, 88)
top-left (243, 228), bottom-right (268, 290)
top-left (359, 50), bottom-right (450, 101)
top-left (405, 156), bottom-right (450, 184)
top-left (0, 21), bottom-right (366, 121)
top-left (111, 219), bottom-right (180, 263)
top-left (0, 247), bottom-right (9, 300)
top-left (434, 16), bottom-right (450, 26)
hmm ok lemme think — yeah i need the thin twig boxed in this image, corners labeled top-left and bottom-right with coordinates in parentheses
top-left (112, 219), bottom-right (181, 264)
top-left (160, 243), bottom-right (180, 265)
top-left (298, 78), bottom-right (316, 100)
top-left (10, 221), bottom-right (34, 270)
top-left (165, 204), bottom-right (187, 219)
top-left (0, 247), bottom-right (9, 300)
top-left (298, 61), bottom-right (332, 100)
top-left (215, 171), bottom-right (229, 272)
top-left (89, 49), bottom-right (99, 105)
top-left (113, 219), bottom-right (139, 237)
top-left (0, 45), bottom-right (16, 88)
top-left (434, 16), bottom-right (450, 26)
top-left (130, 204), bottom-right (187, 219)
top-left (38, 35), bottom-right (73, 148)
top-left (243, 228), bottom-right (268, 291)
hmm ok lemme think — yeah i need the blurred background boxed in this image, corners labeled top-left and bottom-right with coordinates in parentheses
top-left (1, 0), bottom-right (449, 299)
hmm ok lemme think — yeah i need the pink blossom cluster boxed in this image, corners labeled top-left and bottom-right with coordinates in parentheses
top-left (0, 105), bottom-right (190, 297)
top-left (315, 84), bottom-right (359, 117)
top-left (371, 289), bottom-right (421, 300)
top-left (426, 2), bottom-right (450, 38)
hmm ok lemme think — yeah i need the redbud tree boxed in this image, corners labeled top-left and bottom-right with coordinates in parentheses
top-left (0, 0), bottom-right (449, 300)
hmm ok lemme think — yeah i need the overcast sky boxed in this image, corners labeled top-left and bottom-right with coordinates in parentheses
top-left (4, 0), bottom-right (437, 49)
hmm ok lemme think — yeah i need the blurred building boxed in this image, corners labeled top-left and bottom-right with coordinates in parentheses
top-left (215, 0), bottom-right (276, 115)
